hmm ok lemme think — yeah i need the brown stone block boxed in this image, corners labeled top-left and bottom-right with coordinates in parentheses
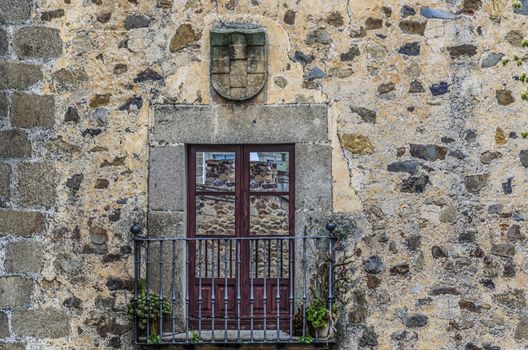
top-left (5, 240), bottom-right (44, 273)
top-left (0, 276), bottom-right (33, 307)
top-left (0, 163), bottom-right (10, 203)
top-left (0, 209), bottom-right (46, 236)
top-left (17, 162), bottom-right (57, 208)
top-left (13, 27), bottom-right (63, 59)
top-left (12, 308), bottom-right (69, 338)
top-left (11, 93), bottom-right (55, 129)
top-left (0, 129), bottom-right (32, 158)
top-left (0, 61), bottom-right (43, 90)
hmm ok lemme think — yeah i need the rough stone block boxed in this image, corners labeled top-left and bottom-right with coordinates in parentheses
top-left (0, 277), bottom-right (33, 307)
top-left (148, 210), bottom-right (184, 237)
top-left (0, 129), bottom-right (31, 158)
top-left (0, 312), bottom-right (8, 337)
top-left (295, 143), bottom-right (332, 210)
top-left (0, 0), bottom-right (31, 24)
top-left (0, 210), bottom-right (45, 236)
top-left (0, 163), bottom-right (11, 204)
top-left (149, 146), bottom-right (185, 211)
top-left (152, 105), bottom-right (328, 144)
top-left (0, 92), bottom-right (7, 119)
top-left (13, 27), bottom-right (63, 59)
top-left (0, 344), bottom-right (25, 350)
top-left (11, 93), bottom-right (55, 128)
top-left (12, 308), bottom-right (69, 338)
top-left (5, 240), bottom-right (44, 273)
top-left (152, 105), bottom-right (214, 144)
top-left (214, 105), bottom-right (328, 144)
top-left (0, 61), bottom-right (42, 89)
top-left (0, 29), bottom-right (7, 56)
top-left (17, 162), bottom-right (57, 208)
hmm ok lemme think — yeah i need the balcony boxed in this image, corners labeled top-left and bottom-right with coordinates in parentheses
top-left (130, 227), bottom-right (338, 346)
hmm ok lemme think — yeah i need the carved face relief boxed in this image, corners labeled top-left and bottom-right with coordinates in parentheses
top-left (210, 26), bottom-right (267, 101)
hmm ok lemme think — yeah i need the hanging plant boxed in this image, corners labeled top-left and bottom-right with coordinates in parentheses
top-left (128, 279), bottom-right (171, 333)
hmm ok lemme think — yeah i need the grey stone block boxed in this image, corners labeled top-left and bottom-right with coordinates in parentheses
top-left (152, 105), bottom-right (215, 144)
top-left (151, 104), bottom-right (328, 145)
top-left (5, 240), bottom-right (44, 273)
top-left (0, 312), bottom-right (8, 338)
top-left (0, 92), bottom-right (7, 119)
top-left (17, 162), bottom-right (57, 208)
top-left (13, 27), bottom-right (63, 59)
top-left (0, 163), bottom-right (10, 203)
top-left (11, 93), bottom-right (55, 128)
top-left (12, 308), bottom-right (69, 338)
top-left (0, 129), bottom-right (31, 159)
top-left (0, 209), bottom-right (45, 236)
top-left (149, 146), bottom-right (185, 211)
top-left (0, 29), bottom-right (7, 57)
top-left (0, 276), bottom-right (33, 307)
top-left (148, 210), bottom-right (184, 237)
top-left (0, 344), bottom-right (26, 350)
top-left (214, 105), bottom-right (328, 143)
top-left (295, 143), bottom-right (332, 210)
top-left (0, 61), bottom-right (42, 89)
top-left (0, 0), bottom-right (31, 24)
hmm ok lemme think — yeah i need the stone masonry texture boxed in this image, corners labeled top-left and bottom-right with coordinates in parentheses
top-left (0, 0), bottom-right (528, 349)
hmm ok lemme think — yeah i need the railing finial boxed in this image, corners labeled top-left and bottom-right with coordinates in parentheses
top-left (130, 222), bottom-right (142, 236)
top-left (325, 222), bottom-right (337, 234)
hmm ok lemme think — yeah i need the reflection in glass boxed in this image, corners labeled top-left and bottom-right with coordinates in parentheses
top-left (195, 239), bottom-right (235, 278)
top-left (249, 152), bottom-right (289, 192)
top-left (196, 152), bottom-right (236, 192)
top-left (250, 240), bottom-right (290, 278)
top-left (196, 195), bottom-right (235, 236)
top-left (250, 195), bottom-right (289, 235)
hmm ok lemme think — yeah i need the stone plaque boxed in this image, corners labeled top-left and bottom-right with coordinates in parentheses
top-left (210, 25), bottom-right (267, 101)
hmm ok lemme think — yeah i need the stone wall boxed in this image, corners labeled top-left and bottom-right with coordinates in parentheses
top-left (0, 0), bottom-right (528, 349)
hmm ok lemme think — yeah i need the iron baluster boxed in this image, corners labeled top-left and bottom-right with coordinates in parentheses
top-left (263, 238), bottom-right (268, 341)
top-left (145, 240), bottom-right (151, 341)
top-left (276, 239), bottom-right (281, 341)
top-left (302, 236), bottom-right (307, 338)
top-left (211, 239), bottom-right (216, 342)
top-left (224, 239), bottom-right (229, 342)
top-left (250, 240), bottom-right (255, 342)
top-left (198, 240), bottom-right (203, 338)
top-left (171, 240), bottom-right (176, 343)
top-left (289, 238), bottom-right (294, 342)
top-left (185, 240), bottom-right (190, 342)
top-left (158, 241), bottom-right (164, 341)
top-left (236, 239), bottom-right (241, 342)
top-left (133, 240), bottom-right (140, 343)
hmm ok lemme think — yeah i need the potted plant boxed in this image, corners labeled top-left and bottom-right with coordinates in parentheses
top-left (306, 298), bottom-right (331, 338)
top-left (128, 279), bottom-right (171, 341)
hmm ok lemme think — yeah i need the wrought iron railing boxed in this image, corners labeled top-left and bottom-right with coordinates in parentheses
top-left (131, 226), bottom-right (337, 345)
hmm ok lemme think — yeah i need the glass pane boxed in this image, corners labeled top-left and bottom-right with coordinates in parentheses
top-left (196, 195), bottom-right (235, 235)
top-left (250, 195), bottom-right (289, 235)
top-left (250, 240), bottom-right (290, 278)
top-left (249, 152), bottom-right (289, 192)
top-left (196, 152), bottom-right (236, 192)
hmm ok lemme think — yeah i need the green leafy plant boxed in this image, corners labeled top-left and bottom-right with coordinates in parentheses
top-left (191, 331), bottom-right (202, 344)
top-left (147, 331), bottom-right (161, 344)
top-left (521, 131), bottom-right (528, 139)
top-left (306, 299), bottom-right (330, 329)
top-left (501, 28), bottom-right (528, 101)
top-left (299, 335), bottom-right (314, 344)
top-left (127, 279), bottom-right (171, 332)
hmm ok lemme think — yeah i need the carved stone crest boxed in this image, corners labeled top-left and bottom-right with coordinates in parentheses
top-left (210, 25), bottom-right (267, 101)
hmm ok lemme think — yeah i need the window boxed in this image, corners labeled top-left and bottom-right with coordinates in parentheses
top-left (187, 144), bottom-right (295, 329)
